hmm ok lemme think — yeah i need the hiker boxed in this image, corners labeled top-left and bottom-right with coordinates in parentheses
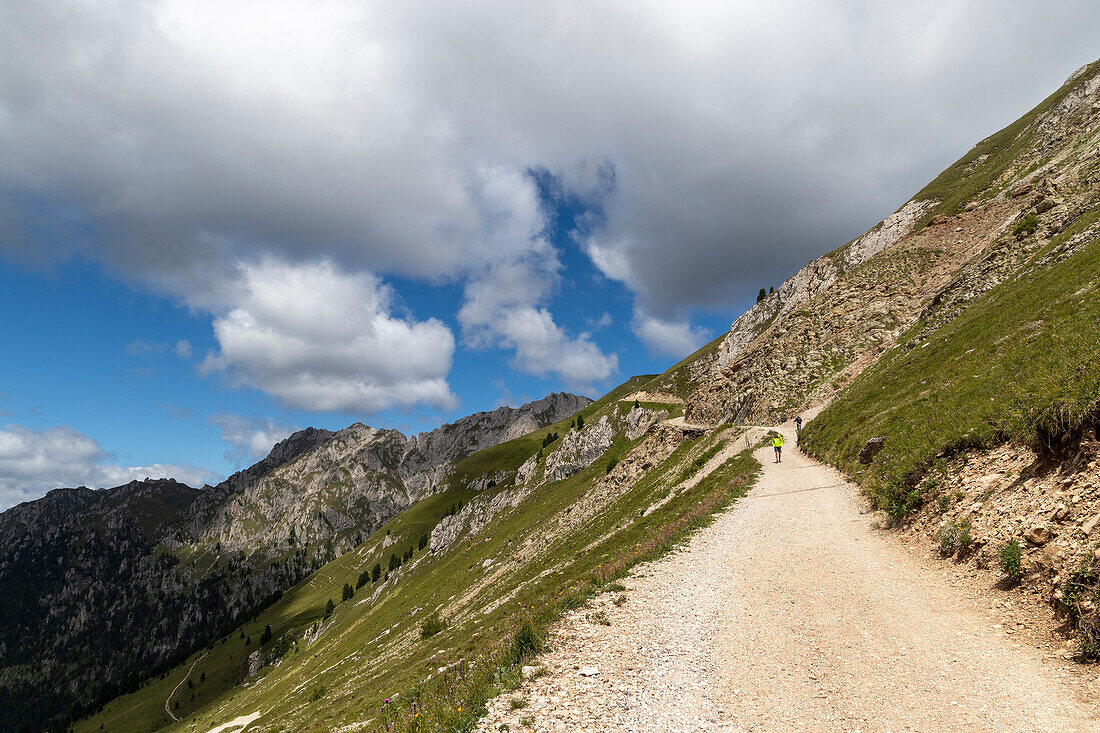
top-left (794, 415), bottom-right (803, 433)
top-left (772, 433), bottom-right (784, 463)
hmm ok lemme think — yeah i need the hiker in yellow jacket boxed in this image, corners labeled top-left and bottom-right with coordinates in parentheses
top-left (772, 433), bottom-right (784, 463)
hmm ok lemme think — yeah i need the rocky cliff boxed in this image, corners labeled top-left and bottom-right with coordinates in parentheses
top-left (0, 392), bottom-right (589, 732)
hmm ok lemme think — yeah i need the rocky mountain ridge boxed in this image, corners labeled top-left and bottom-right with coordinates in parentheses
top-left (0, 392), bottom-right (589, 732)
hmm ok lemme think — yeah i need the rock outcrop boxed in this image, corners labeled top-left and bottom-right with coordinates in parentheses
top-left (544, 417), bottom-right (616, 482)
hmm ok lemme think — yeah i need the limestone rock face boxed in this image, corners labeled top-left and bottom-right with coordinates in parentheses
top-left (544, 416), bottom-right (616, 482)
top-left (625, 406), bottom-right (669, 440)
top-left (516, 454), bottom-right (540, 485)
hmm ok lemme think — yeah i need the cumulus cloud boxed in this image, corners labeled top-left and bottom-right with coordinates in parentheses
top-left (200, 258), bottom-right (457, 413)
top-left (0, 424), bottom-right (220, 509)
top-left (175, 339), bottom-right (193, 359)
top-left (209, 413), bottom-right (297, 464)
top-left (633, 316), bottom-right (711, 358)
top-left (458, 239), bottom-right (617, 387)
top-left (2, 0), bottom-right (1099, 368)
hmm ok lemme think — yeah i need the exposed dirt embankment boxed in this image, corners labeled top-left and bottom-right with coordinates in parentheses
top-left (892, 427), bottom-right (1100, 657)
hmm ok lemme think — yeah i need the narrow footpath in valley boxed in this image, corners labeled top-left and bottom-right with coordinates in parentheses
top-left (477, 424), bottom-right (1100, 732)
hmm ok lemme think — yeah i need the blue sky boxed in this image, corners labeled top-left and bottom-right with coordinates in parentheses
top-left (2, 1), bottom-right (1099, 508)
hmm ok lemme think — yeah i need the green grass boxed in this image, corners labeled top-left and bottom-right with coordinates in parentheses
top-left (800, 218), bottom-right (1100, 518)
top-left (913, 60), bottom-right (1100, 222)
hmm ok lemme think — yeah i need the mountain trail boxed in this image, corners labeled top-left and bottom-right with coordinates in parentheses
top-left (165, 651), bottom-right (208, 722)
top-left (477, 422), bottom-right (1100, 732)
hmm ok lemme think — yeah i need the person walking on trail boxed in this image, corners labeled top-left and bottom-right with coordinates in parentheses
top-left (794, 415), bottom-right (803, 433)
top-left (772, 433), bottom-right (784, 463)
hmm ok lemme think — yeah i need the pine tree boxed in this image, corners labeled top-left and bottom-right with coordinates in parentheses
top-left (371, 563), bottom-right (381, 582)
top-left (342, 583), bottom-right (354, 602)
top-left (418, 533), bottom-right (429, 551)
top-left (324, 599), bottom-right (334, 619)
top-left (260, 624), bottom-right (272, 646)
top-left (757, 288), bottom-right (767, 302)
top-left (577, 413), bottom-right (584, 430)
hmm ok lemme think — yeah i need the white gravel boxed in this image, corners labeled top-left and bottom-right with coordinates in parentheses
top-left (477, 425), bottom-right (1100, 732)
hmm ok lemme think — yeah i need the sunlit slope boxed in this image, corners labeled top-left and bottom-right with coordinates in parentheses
top-left (801, 213), bottom-right (1100, 516)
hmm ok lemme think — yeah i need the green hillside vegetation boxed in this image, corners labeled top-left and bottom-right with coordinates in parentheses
top-left (801, 213), bottom-right (1100, 519)
top-left (78, 365), bottom-right (752, 732)
top-left (914, 59), bottom-right (1100, 222)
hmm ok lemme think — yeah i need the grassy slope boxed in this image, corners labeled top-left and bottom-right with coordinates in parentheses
top-left (914, 60), bottom-right (1100, 222)
top-left (801, 214), bottom-right (1100, 517)
top-left (78, 368), bottom-right (744, 732)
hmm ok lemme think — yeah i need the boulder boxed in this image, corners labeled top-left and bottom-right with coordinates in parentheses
top-left (858, 436), bottom-right (887, 465)
top-left (1024, 524), bottom-right (1053, 546)
top-left (1011, 181), bottom-right (1034, 198)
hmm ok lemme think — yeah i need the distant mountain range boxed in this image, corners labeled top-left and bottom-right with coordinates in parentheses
top-left (0, 392), bottom-right (589, 731)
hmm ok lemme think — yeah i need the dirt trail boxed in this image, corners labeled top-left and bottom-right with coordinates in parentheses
top-left (165, 651), bottom-right (208, 722)
top-left (477, 424), bottom-right (1100, 732)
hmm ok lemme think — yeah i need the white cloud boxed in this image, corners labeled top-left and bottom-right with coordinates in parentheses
top-left (458, 238), bottom-right (617, 387)
top-left (0, 424), bottom-right (220, 509)
top-left (201, 258), bottom-right (457, 413)
top-left (209, 413), bottom-right (297, 463)
top-left (633, 315), bottom-right (711, 358)
top-left (587, 313), bottom-right (613, 330)
top-left (2, 0), bottom-right (1099, 370)
top-left (175, 339), bottom-right (193, 358)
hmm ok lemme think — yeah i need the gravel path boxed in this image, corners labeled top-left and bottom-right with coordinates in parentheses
top-left (477, 425), bottom-right (1100, 732)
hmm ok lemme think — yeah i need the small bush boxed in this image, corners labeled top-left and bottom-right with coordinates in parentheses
top-left (1061, 563), bottom-right (1100, 660)
top-left (509, 696), bottom-right (527, 710)
top-left (420, 612), bottom-right (447, 639)
top-left (998, 539), bottom-right (1023, 579)
top-left (1012, 214), bottom-right (1040, 239)
top-left (936, 518), bottom-right (973, 557)
top-left (613, 595), bottom-right (627, 607)
top-left (309, 686), bottom-right (326, 702)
